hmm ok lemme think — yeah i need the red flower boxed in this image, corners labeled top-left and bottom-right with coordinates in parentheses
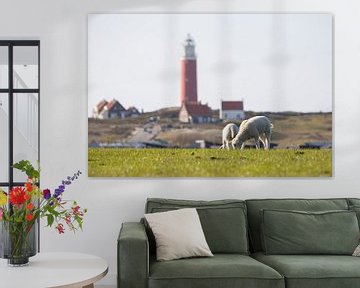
top-left (26, 203), bottom-right (34, 210)
top-left (26, 214), bottom-right (33, 221)
top-left (56, 223), bottom-right (65, 234)
top-left (9, 187), bottom-right (26, 205)
top-left (25, 182), bottom-right (33, 192)
top-left (24, 193), bottom-right (31, 201)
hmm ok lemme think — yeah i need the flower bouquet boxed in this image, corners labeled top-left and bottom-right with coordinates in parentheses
top-left (0, 160), bottom-right (87, 266)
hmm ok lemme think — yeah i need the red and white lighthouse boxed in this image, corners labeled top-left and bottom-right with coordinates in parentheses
top-left (180, 34), bottom-right (198, 105)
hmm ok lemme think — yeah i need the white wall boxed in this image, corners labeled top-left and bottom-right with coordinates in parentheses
top-left (1, 0), bottom-right (360, 286)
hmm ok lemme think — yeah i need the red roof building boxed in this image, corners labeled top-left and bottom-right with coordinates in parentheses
top-left (106, 99), bottom-right (125, 112)
top-left (179, 102), bottom-right (212, 123)
top-left (96, 99), bottom-right (108, 113)
top-left (220, 100), bottom-right (245, 121)
top-left (221, 101), bottom-right (244, 111)
top-left (92, 99), bottom-right (140, 119)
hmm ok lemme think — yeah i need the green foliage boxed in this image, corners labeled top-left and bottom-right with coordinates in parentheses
top-left (12, 160), bottom-right (40, 180)
top-left (88, 148), bottom-right (332, 177)
top-left (47, 214), bottom-right (55, 227)
top-left (0, 163), bottom-right (86, 235)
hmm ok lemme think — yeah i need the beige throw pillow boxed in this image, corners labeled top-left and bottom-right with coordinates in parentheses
top-left (353, 244), bottom-right (360, 256)
top-left (145, 208), bottom-right (213, 261)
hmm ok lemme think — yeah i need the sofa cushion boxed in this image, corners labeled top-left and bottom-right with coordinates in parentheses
top-left (261, 209), bottom-right (359, 255)
top-left (252, 252), bottom-right (360, 288)
top-left (145, 208), bottom-right (213, 261)
top-left (246, 198), bottom-right (349, 252)
top-left (346, 199), bottom-right (360, 229)
top-left (349, 205), bottom-right (360, 228)
top-left (347, 198), bottom-right (360, 207)
top-left (149, 254), bottom-right (284, 288)
top-left (146, 198), bottom-right (249, 254)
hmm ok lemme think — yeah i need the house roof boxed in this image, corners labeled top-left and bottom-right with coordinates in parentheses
top-left (127, 106), bottom-right (140, 114)
top-left (221, 101), bottom-right (243, 111)
top-left (95, 99), bottom-right (127, 114)
top-left (183, 103), bottom-right (212, 117)
top-left (96, 99), bottom-right (108, 112)
top-left (106, 99), bottom-right (126, 112)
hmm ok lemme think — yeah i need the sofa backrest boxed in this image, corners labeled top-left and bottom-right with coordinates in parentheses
top-left (348, 198), bottom-right (360, 207)
top-left (245, 198), bottom-right (349, 252)
top-left (145, 198), bottom-right (249, 255)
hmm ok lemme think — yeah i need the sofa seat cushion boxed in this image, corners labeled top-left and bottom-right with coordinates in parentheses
top-left (252, 252), bottom-right (360, 288)
top-left (149, 254), bottom-right (284, 288)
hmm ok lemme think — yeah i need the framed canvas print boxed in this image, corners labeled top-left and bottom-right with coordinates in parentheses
top-left (88, 13), bottom-right (332, 177)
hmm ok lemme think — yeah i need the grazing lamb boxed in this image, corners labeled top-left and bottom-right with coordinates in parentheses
top-left (220, 123), bottom-right (239, 150)
top-left (231, 116), bottom-right (273, 150)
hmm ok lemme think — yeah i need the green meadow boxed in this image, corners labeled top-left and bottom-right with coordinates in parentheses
top-left (88, 148), bottom-right (332, 178)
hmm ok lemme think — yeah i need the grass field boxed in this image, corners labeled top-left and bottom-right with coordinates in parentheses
top-left (88, 148), bottom-right (332, 177)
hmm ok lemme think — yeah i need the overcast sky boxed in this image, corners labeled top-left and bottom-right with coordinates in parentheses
top-left (88, 13), bottom-right (332, 116)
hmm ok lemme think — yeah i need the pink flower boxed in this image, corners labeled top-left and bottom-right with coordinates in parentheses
top-left (56, 223), bottom-right (65, 234)
top-left (65, 214), bottom-right (71, 225)
top-left (72, 205), bottom-right (80, 215)
top-left (0, 208), bottom-right (3, 220)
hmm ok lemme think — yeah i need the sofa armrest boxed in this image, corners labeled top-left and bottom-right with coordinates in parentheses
top-left (118, 222), bottom-right (149, 288)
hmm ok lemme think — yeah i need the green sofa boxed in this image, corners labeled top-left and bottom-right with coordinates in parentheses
top-left (118, 198), bottom-right (360, 288)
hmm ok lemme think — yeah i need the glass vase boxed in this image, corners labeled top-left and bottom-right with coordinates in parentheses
top-left (0, 220), bottom-right (37, 266)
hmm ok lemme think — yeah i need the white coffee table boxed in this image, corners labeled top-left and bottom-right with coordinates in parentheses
top-left (0, 252), bottom-right (108, 288)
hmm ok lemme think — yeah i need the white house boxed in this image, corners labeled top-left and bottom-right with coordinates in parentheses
top-left (220, 100), bottom-right (245, 120)
top-left (92, 99), bottom-right (140, 119)
top-left (179, 102), bottom-right (212, 123)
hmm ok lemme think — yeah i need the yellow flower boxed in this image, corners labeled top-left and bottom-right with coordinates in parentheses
top-left (0, 190), bottom-right (7, 206)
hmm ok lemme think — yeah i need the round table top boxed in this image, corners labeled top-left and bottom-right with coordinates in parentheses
top-left (0, 252), bottom-right (108, 288)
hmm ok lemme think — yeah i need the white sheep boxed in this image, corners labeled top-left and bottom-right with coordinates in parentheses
top-left (231, 116), bottom-right (273, 150)
top-left (220, 123), bottom-right (239, 150)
